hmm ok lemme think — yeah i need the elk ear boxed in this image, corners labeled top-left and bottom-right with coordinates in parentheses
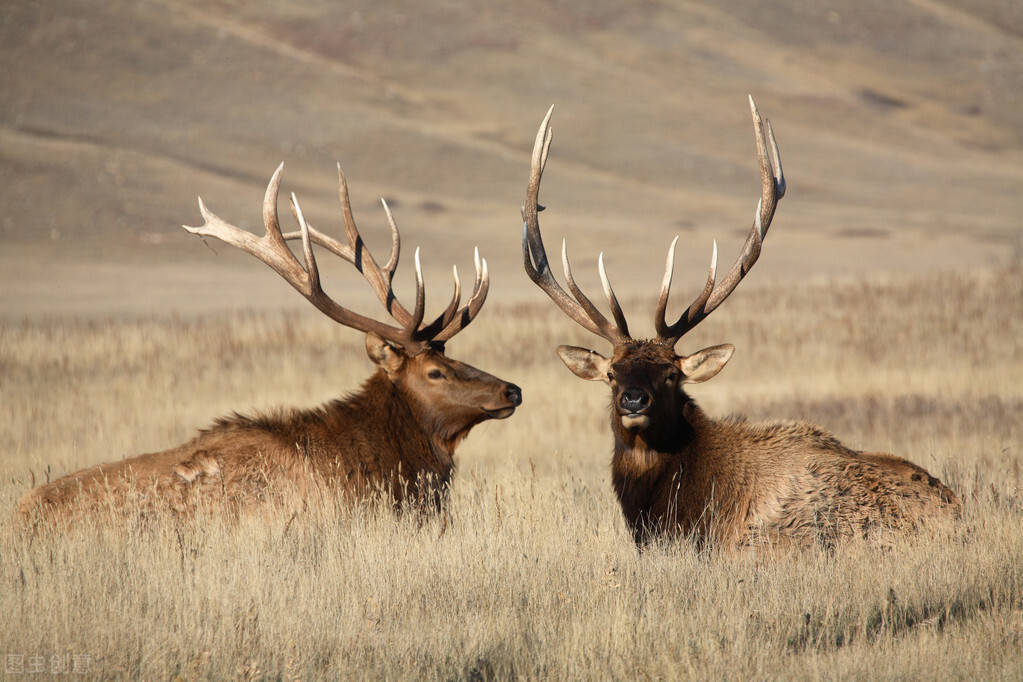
top-left (365, 332), bottom-right (406, 376)
top-left (678, 344), bottom-right (734, 383)
top-left (557, 345), bottom-right (611, 382)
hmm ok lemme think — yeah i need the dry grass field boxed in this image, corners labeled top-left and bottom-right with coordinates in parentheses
top-left (2, 265), bottom-right (1020, 679)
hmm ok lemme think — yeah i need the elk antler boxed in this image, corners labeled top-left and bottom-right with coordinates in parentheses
top-left (521, 106), bottom-right (631, 345)
top-left (655, 96), bottom-right (785, 345)
top-left (522, 97), bottom-right (785, 348)
top-left (183, 163), bottom-right (489, 353)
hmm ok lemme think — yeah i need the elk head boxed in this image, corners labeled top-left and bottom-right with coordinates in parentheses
top-left (522, 98), bottom-right (784, 446)
top-left (183, 162), bottom-right (521, 430)
top-left (364, 332), bottom-right (521, 450)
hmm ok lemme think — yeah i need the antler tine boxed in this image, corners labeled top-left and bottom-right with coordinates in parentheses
top-left (379, 198), bottom-right (402, 283)
top-left (766, 119), bottom-right (786, 200)
top-left (561, 240), bottom-right (629, 343)
top-left (521, 106), bottom-right (630, 345)
top-left (657, 96), bottom-right (785, 344)
top-left (444, 265), bottom-right (462, 328)
top-left (653, 235), bottom-right (679, 338)
top-left (406, 247), bottom-right (427, 338)
top-left (416, 265), bottom-right (462, 340)
top-left (654, 237), bottom-right (717, 338)
top-left (522, 106), bottom-right (555, 281)
top-left (288, 192), bottom-right (321, 294)
top-left (336, 163), bottom-right (360, 251)
top-left (262, 162), bottom-right (287, 248)
top-left (335, 164), bottom-right (412, 324)
top-left (702, 95), bottom-right (784, 309)
top-left (598, 252), bottom-right (630, 338)
top-left (183, 165), bottom-right (417, 349)
top-left (472, 245), bottom-right (484, 292)
top-left (280, 223), bottom-right (356, 263)
top-left (434, 249), bottom-right (489, 342)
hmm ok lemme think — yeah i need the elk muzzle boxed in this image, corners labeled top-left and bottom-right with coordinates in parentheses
top-left (483, 382), bottom-right (522, 419)
top-left (618, 387), bottom-right (652, 430)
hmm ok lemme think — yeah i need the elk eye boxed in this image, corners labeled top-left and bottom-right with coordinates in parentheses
top-left (606, 372), bottom-right (614, 382)
top-left (428, 369), bottom-right (445, 380)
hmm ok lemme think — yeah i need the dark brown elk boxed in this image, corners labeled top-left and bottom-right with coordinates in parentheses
top-left (521, 99), bottom-right (960, 550)
top-left (20, 163), bottom-right (521, 521)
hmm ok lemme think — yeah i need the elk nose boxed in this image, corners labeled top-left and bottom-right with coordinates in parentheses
top-left (619, 388), bottom-right (650, 413)
top-left (505, 383), bottom-right (523, 406)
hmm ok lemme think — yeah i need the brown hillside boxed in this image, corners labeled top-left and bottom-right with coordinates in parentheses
top-left (1, 0), bottom-right (1021, 317)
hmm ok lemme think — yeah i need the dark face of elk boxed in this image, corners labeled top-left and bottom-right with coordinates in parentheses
top-left (366, 333), bottom-right (522, 423)
top-left (607, 342), bottom-right (683, 431)
top-left (557, 340), bottom-right (735, 436)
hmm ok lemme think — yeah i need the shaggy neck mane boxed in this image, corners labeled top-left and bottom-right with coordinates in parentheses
top-left (205, 370), bottom-right (485, 464)
top-left (610, 397), bottom-right (710, 544)
top-left (341, 373), bottom-right (449, 457)
top-left (352, 372), bottom-right (485, 459)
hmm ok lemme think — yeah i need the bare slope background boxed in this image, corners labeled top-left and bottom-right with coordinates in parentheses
top-left (0, 0), bottom-right (1021, 318)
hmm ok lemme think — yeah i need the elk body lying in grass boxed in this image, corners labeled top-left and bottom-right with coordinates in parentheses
top-left (521, 99), bottom-right (961, 550)
top-left (20, 164), bottom-right (521, 521)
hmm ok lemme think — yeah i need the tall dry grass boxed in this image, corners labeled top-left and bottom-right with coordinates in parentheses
top-left (1, 267), bottom-right (1020, 679)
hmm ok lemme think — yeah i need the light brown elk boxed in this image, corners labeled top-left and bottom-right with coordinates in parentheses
top-left (20, 163), bottom-right (521, 521)
top-left (522, 99), bottom-right (960, 550)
